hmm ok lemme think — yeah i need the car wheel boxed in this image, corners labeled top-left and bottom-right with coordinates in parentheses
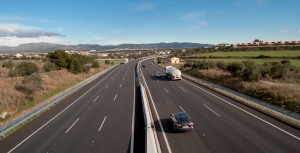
top-left (173, 125), bottom-right (177, 132)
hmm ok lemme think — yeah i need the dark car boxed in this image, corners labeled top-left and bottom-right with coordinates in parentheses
top-left (170, 112), bottom-right (193, 131)
top-left (142, 64), bottom-right (146, 67)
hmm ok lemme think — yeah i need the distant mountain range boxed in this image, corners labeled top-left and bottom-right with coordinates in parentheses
top-left (0, 42), bottom-right (212, 53)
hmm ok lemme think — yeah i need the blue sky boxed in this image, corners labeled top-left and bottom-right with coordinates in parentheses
top-left (0, 0), bottom-right (299, 46)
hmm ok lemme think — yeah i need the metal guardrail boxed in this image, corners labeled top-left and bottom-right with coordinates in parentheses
top-left (0, 65), bottom-right (117, 137)
top-left (154, 60), bottom-right (300, 127)
top-left (136, 59), bottom-right (161, 153)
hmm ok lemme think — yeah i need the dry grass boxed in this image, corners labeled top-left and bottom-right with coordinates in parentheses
top-left (0, 63), bottom-right (111, 126)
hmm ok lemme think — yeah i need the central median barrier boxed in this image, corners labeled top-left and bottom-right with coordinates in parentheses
top-left (136, 58), bottom-right (161, 153)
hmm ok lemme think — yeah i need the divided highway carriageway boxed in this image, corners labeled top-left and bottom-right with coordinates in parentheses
top-left (1, 57), bottom-right (300, 153)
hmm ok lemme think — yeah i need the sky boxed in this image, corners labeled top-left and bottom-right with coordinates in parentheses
top-left (0, 0), bottom-right (299, 47)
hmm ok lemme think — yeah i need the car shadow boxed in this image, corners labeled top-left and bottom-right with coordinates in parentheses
top-left (153, 118), bottom-right (186, 134)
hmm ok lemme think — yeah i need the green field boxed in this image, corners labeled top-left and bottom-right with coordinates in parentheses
top-left (190, 59), bottom-right (300, 67)
top-left (197, 51), bottom-right (300, 57)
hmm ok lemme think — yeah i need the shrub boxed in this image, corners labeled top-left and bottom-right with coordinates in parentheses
top-left (241, 60), bottom-right (261, 81)
top-left (15, 74), bottom-right (43, 95)
top-left (14, 61), bottom-right (39, 76)
top-left (216, 60), bottom-right (227, 70)
top-left (105, 60), bottom-right (110, 64)
top-left (44, 62), bottom-right (56, 72)
top-left (82, 65), bottom-right (90, 73)
top-left (2, 60), bottom-right (14, 70)
top-left (227, 62), bottom-right (246, 78)
top-left (91, 61), bottom-right (100, 68)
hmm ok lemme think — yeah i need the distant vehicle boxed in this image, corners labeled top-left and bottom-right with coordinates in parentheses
top-left (124, 58), bottom-right (129, 64)
top-left (155, 72), bottom-right (162, 77)
top-left (166, 66), bottom-right (181, 80)
top-left (142, 64), bottom-right (146, 67)
top-left (170, 112), bottom-right (193, 131)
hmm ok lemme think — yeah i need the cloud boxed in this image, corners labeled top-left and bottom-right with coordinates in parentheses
top-left (112, 30), bottom-right (122, 34)
top-left (298, 30), bottom-right (300, 33)
top-left (0, 15), bottom-right (58, 23)
top-left (281, 30), bottom-right (288, 34)
top-left (132, 2), bottom-right (159, 11)
top-left (0, 23), bottom-right (64, 38)
top-left (0, 36), bottom-right (62, 47)
top-left (191, 21), bottom-right (208, 29)
top-left (180, 11), bottom-right (207, 21)
top-left (58, 28), bottom-right (63, 32)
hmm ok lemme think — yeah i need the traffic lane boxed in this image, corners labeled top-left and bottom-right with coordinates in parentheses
top-left (171, 78), bottom-right (300, 151)
top-left (150, 62), bottom-right (300, 140)
top-left (91, 66), bottom-right (136, 152)
top-left (46, 73), bottom-right (128, 153)
top-left (141, 67), bottom-right (208, 153)
top-left (0, 65), bottom-right (122, 153)
top-left (143, 74), bottom-right (258, 153)
top-left (147, 65), bottom-right (300, 152)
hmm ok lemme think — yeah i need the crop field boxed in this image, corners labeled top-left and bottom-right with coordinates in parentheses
top-left (197, 50), bottom-right (300, 57)
top-left (190, 59), bottom-right (300, 67)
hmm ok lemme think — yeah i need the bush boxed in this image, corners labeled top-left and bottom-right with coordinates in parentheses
top-left (44, 62), bottom-right (56, 72)
top-left (14, 61), bottom-right (39, 76)
top-left (82, 65), bottom-right (90, 73)
top-left (216, 60), bottom-right (227, 70)
top-left (241, 60), bottom-right (261, 81)
top-left (15, 74), bottom-right (43, 95)
top-left (2, 60), bottom-right (14, 70)
top-left (105, 60), bottom-right (110, 64)
top-left (227, 62), bottom-right (245, 78)
top-left (91, 61), bottom-right (100, 68)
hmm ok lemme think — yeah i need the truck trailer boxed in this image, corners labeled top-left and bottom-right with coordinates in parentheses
top-left (166, 66), bottom-right (182, 80)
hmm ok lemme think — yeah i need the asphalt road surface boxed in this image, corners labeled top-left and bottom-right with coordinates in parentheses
top-left (0, 60), bottom-right (144, 153)
top-left (140, 59), bottom-right (300, 153)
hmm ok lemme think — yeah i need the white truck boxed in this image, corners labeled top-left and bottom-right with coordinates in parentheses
top-left (166, 66), bottom-right (182, 80)
top-left (124, 58), bottom-right (129, 64)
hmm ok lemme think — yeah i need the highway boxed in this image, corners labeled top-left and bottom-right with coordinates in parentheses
top-left (140, 59), bottom-right (300, 153)
top-left (0, 60), bottom-right (143, 153)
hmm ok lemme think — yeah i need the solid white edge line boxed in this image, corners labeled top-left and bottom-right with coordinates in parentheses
top-left (65, 118), bottom-right (80, 133)
top-left (130, 70), bottom-right (136, 153)
top-left (179, 106), bottom-right (185, 112)
top-left (93, 96), bottom-right (99, 102)
top-left (7, 65), bottom-right (120, 153)
top-left (140, 61), bottom-right (172, 153)
top-left (203, 104), bottom-right (220, 116)
top-left (183, 79), bottom-right (300, 141)
top-left (98, 116), bottom-right (107, 131)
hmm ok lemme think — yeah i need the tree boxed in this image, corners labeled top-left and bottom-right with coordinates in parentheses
top-left (2, 60), bottom-right (14, 70)
top-left (14, 61), bottom-right (39, 76)
top-left (67, 58), bottom-right (83, 74)
top-left (47, 50), bottom-right (69, 69)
